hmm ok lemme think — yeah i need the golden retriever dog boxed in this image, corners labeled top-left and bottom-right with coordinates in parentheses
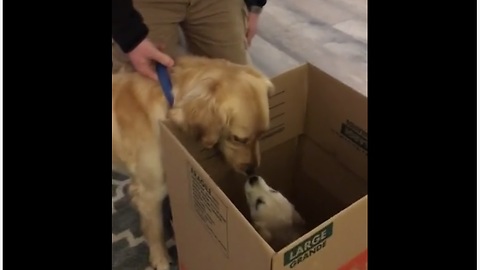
top-left (244, 175), bottom-right (306, 251)
top-left (112, 55), bottom-right (274, 269)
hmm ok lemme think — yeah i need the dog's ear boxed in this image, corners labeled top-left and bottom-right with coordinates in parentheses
top-left (243, 67), bottom-right (275, 96)
top-left (264, 78), bottom-right (275, 96)
top-left (169, 79), bottom-right (227, 148)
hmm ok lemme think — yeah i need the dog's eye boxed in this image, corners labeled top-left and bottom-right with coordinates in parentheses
top-left (232, 135), bottom-right (248, 144)
top-left (255, 198), bottom-right (265, 209)
top-left (269, 189), bottom-right (278, 193)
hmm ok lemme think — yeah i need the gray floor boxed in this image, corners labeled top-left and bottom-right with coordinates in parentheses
top-left (249, 0), bottom-right (367, 96)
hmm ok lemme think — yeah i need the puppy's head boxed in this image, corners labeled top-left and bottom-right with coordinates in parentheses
top-left (169, 61), bottom-right (274, 174)
top-left (244, 175), bottom-right (305, 249)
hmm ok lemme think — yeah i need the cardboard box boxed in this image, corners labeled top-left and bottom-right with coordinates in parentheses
top-left (160, 63), bottom-right (368, 270)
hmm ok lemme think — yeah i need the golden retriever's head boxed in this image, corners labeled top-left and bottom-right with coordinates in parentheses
top-left (168, 63), bottom-right (274, 174)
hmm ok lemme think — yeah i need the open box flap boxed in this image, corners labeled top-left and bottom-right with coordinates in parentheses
top-left (303, 64), bottom-right (368, 181)
top-left (261, 64), bottom-right (309, 152)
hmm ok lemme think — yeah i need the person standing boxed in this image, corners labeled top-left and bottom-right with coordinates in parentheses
top-left (112, 0), bottom-right (267, 78)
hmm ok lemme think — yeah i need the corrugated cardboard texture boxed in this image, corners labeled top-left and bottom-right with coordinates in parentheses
top-left (304, 65), bottom-right (367, 181)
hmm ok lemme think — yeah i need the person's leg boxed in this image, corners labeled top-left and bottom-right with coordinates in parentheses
top-left (181, 0), bottom-right (250, 65)
top-left (112, 0), bottom-right (188, 73)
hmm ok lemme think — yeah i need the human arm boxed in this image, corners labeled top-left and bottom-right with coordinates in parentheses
top-left (112, 0), bottom-right (148, 53)
top-left (243, 0), bottom-right (268, 46)
top-left (112, 0), bottom-right (174, 80)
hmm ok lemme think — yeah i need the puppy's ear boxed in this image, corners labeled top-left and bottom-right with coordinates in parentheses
top-left (292, 210), bottom-right (306, 227)
top-left (254, 222), bottom-right (272, 242)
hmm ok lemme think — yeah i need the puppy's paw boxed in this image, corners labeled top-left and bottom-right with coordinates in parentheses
top-left (293, 210), bottom-right (306, 227)
top-left (150, 255), bottom-right (170, 270)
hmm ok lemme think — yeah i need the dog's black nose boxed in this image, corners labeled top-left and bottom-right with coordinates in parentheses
top-left (245, 165), bottom-right (256, 176)
top-left (248, 175), bottom-right (259, 185)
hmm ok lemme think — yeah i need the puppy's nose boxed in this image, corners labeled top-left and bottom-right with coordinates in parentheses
top-left (245, 164), bottom-right (256, 176)
top-left (248, 175), bottom-right (259, 185)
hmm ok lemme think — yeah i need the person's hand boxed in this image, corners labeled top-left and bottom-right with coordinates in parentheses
top-left (127, 38), bottom-right (174, 81)
top-left (246, 12), bottom-right (260, 47)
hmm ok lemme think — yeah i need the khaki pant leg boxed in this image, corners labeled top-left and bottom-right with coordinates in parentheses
top-left (181, 0), bottom-right (250, 65)
top-left (112, 0), bottom-right (188, 73)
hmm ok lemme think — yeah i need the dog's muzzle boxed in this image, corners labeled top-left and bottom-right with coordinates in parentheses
top-left (248, 175), bottom-right (259, 185)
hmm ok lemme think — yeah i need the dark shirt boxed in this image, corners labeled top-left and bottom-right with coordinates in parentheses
top-left (112, 0), bottom-right (267, 53)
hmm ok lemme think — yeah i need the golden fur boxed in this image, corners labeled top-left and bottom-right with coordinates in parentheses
top-left (112, 55), bottom-right (274, 269)
top-left (244, 175), bottom-right (306, 251)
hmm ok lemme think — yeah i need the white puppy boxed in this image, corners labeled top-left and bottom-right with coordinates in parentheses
top-left (244, 175), bottom-right (306, 251)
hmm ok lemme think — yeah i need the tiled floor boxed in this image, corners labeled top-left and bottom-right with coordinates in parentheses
top-left (249, 0), bottom-right (367, 96)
